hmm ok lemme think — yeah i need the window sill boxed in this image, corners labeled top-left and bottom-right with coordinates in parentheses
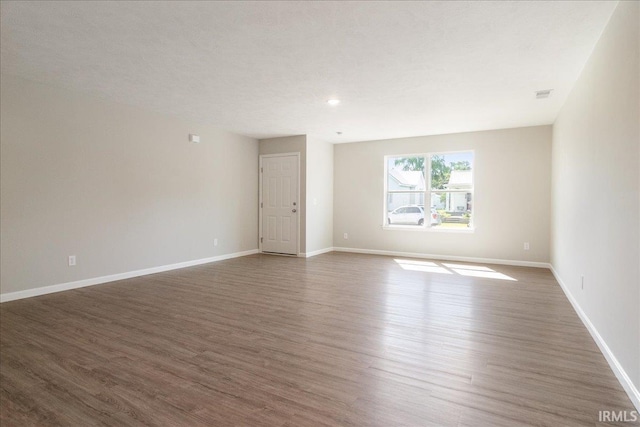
top-left (382, 225), bottom-right (475, 233)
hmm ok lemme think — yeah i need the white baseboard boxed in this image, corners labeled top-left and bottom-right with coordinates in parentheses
top-left (299, 247), bottom-right (335, 258)
top-left (333, 246), bottom-right (550, 268)
top-left (0, 249), bottom-right (260, 303)
top-left (550, 265), bottom-right (640, 412)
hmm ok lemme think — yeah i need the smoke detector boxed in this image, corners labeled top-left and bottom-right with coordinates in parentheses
top-left (535, 89), bottom-right (553, 99)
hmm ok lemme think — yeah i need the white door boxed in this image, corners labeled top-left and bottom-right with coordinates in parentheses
top-left (261, 155), bottom-right (299, 255)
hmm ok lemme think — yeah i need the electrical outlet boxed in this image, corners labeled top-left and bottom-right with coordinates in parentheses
top-left (68, 255), bottom-right (76, 266)
top-left (523, 242), bottom-right (530, 251)
top-left (214, 238), bottom-right (218, 247)
top-left (343, 233), bottom-right (348, 239)
top-left (581, 275), bottom-right (584, 290)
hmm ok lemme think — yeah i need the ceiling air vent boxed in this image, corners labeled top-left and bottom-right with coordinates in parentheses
top-left (535, 89), bottom-right (553, 99)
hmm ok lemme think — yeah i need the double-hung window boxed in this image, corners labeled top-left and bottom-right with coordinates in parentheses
top-left (385, 151), bottom-right (474, 230)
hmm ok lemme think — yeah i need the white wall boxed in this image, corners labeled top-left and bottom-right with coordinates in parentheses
top-left (333, 126), bottom-right (552, 263)
top-left (0, 76), bottom-right (259, 295)
top-left (259, 135), bottom-right (307, 253)
top-left (551, 0), bottom-right (639, 394)
top-left (306, 137), bottom-right (334, 254)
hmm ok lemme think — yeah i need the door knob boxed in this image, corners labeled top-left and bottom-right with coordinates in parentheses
top-left (292, 209), bottom-right (297, 213)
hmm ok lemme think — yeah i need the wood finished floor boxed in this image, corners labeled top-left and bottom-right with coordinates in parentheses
top-left (1, 252), bottom-right (637, 426)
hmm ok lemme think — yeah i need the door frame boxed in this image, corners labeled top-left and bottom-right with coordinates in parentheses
top-left (259, 152), bottom-right (301, 256)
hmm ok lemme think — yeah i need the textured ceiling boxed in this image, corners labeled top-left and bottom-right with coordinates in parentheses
top-left (0, 1), bottom-right (617, 143)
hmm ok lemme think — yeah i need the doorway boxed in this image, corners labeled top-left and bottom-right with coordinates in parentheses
top-left (259, 153), bottom-right (300, 255)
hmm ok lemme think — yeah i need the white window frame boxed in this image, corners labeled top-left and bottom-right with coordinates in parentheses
top-left (383, 150), bottom-right (475, 232)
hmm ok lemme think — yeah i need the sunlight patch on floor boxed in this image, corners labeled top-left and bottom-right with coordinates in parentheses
top-left (442, 263), bottom-right (493, 272)
top-left (394, 259), bottom-right (517, 281)
top-left (450, 268), bottom-right (517, 281)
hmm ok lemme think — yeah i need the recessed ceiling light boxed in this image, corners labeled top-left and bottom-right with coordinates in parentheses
top-left (535, 89), bottom-right (553, 99)
top-left (327, 99), bottom-right (340, 106)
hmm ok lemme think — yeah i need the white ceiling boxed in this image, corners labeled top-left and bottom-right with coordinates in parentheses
top-left (0, 1), bottom-right (617, 143)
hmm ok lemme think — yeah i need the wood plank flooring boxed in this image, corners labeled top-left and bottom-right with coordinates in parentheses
top-left (1, 252), bottom-right (637, 426)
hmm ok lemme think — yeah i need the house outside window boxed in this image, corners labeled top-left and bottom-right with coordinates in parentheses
top-left (385, 151), bottom-right (474, 230)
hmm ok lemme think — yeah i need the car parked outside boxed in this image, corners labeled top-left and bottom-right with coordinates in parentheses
top-left (387, 205), bottom-right (440, 226)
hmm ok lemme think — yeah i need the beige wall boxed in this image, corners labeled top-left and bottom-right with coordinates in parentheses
top-left (0, 76), bottom-right (259, 295)
top-left (333, 126), bottom-right (552, 263)
top-left (551, 1), bottom-right (639, 390)
top-left (306, 137), bottom-right (334, 254)
top-left (259, 135), bottom-right (307, 253)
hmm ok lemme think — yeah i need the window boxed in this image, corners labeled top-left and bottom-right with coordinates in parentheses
top-left (385, 151), bottom-right (474, 230)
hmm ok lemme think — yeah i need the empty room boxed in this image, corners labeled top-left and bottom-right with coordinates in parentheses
top-left (1, 1), bottom-right (638, 426)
